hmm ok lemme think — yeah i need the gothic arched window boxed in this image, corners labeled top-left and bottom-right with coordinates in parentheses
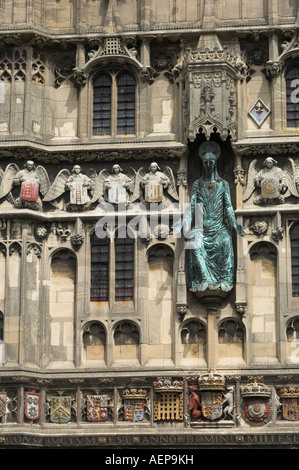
top-left (93, 70), bottom-right (136, 137)
top-left (90, 232), bottom-right (109, 302)
top-left (286, 63), bottom-right (299, 127)
top-left (115, 233), bottom-right (134, 301)
top-left (291, 222), bottom-right (299, 297)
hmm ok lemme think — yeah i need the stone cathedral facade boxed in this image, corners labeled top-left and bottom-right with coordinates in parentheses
top-left (0, 0), bottom-right (299, 450)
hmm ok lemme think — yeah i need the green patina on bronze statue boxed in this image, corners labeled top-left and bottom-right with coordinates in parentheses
top-left (174, 141), bottom-right (245, 296)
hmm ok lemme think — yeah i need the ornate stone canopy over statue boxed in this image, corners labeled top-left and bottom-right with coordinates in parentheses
top-left (174, 141), bottom-right (244, 298)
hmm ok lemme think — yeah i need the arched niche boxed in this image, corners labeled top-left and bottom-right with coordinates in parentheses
top-left (49, 249), bottom-right (76, 366)
top-left (249, 242), bottom-right (278, 364)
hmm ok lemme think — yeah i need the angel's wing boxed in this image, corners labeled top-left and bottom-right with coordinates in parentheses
top-left (283, 158), bottom-right (299, 198)
top-left (86, 168), bottom-right (98, 196)
top-left (35, 165), bottom-right (51, 197)
top-left (43, 169), bottom-right (71, 202)
top-left (164, 166), bottom-right (179, 201)
top-left (90, 169), bottom-right (109, 204)
top-left (242, 159), bottom-right (258, 202)
top-left (129, 167), bottom-right (145, 203)
top-left (0, 163), bottom-right (19, 200)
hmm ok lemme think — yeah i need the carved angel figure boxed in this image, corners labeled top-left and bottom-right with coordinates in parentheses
top-left (0, 160), bottom-right (50, 211)
top-left (243, 157), bottom-right (299, 205)
top-left (139, 162), bottom-right (179, 205)
top-left (90, 164), bottom-right (135, 206)
top-left (43, 165), bottom-right (93, 211)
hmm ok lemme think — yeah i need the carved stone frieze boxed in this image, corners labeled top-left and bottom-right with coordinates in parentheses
top-left (1, 146), bottom-right (185, 164)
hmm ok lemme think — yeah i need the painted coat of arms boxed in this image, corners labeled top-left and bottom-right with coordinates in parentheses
top-left (241, 382), bottom-right (273, 426)
top-left (0, 392), bottom-right (7, 418)
top-left (122, 389), bottom-right (147, 422)
top-left (201, 391), bottom-right (223, 421)
top-left (25, 392), bottom-right (40, 420)
top-left (197, 372), bottom-right (226, 421)
top-left (280, 388), bottom-right (299, 421)
top-left (87, 394), bottom-right (109, 422)
top-left (50, 396), bottom-right (71, 423)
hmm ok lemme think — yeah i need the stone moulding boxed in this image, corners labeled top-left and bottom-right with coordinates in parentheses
top-left (232, 141), bottom-right (299, 157)
top-left (0, 144), bottom-right (186, 164)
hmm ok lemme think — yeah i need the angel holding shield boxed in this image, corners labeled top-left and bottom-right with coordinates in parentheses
top-left (140, 162), bottom-right (178, 205)
top-left (103, 164), bottom-right (134, 205)
top-left (0, 160), bottom-right (50, 211)
top-left (243, 156), bottom-right (299, 205)
top-left (43, 165), bottom-right (93, 211)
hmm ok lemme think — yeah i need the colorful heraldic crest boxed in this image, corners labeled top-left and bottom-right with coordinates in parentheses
top-left (280, 388), bottom-right (299, 421)
top-left (241, 398), bottom-right (272, 426)
top-left (197, 372), bottom-right (226, 421)
top-left (50, 396), bottom-right (71, 424)
top-left (0, 392), bottom-right (7, 418)
top-left (241, 382), bottom-right (273, 426)
top-left (201, 391), bottom-right (223, 421)
top-left (21, 181), bottom-right (39, 201)
top-left (87, 394), bottom-right (108, 422)
top-left (122, 389), bottom-right (147, 422)
top-left (25, 392), bottom-right (40, 420)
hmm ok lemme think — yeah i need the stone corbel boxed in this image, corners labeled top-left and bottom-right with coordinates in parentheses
top-left (265, 29), bottom-right (299, 79)
top-left (271, 227), bottom-right (284, 242)
top-left (235, 301), bottom-right (247, 317)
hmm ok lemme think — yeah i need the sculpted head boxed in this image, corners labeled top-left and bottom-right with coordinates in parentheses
top-left (149, 162), bottom-right (160, 173)
top-left (25, 160), bottom-right (35, 171)
top-left (112, 164), bottom-right (122, 174)
top-left (72, 165), bottom-right (82, 174)
top-left (264, 157), bottom-right (277, 169)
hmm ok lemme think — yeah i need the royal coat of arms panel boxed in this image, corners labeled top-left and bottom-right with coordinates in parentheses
top-left (201, 391), bottom-right (223, 421)
top-left (121, 389), bottom-right (148, 422)
top-left (280, 388), bottom-right (299, 421)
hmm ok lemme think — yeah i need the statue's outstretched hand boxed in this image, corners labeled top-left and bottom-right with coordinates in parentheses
top-left (233, 221), bottom-right (245, 237)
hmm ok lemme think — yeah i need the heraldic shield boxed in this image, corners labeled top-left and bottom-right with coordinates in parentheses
top-left (50, 396), bottom-right (71, 424)
top-left (201, 391), bottom-right (223, 421)
top-left (280, 388), bottom-right (299, 421)
top-left (21, 181), bottom-right (39, 201)
top-left (87, 394), bottom-right (108, 422)
top-left (122, 389), bottom-right (147, 422)
top-left (241, 382), bottom-right (273, 426)
top-left (25, 392), bottom-right (40, 420)
top-left (124, 399), bottom-right (144, 422)
top-left (0, 392), bottom-right (7, 418)
top-left (197, 372), bottom-right (226, 421)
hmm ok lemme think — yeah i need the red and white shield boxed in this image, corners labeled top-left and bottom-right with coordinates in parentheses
top-left (25, 392), bottom-right (40, 420)
top-left (21, 181), bottom-right (39, 201)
